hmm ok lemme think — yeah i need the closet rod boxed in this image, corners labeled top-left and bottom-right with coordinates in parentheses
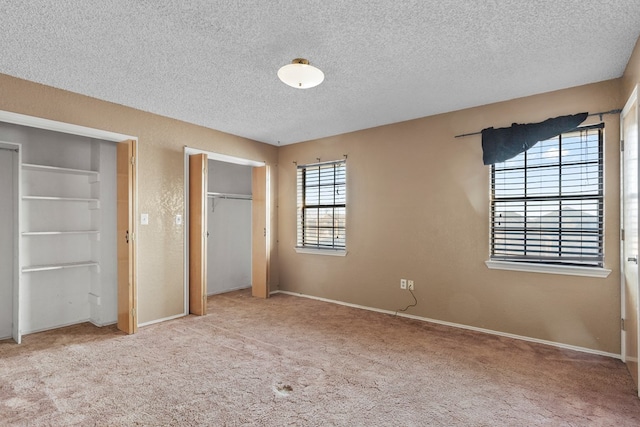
top-left (0, 147), bottom-right (18, 152)
top-left (207, 192), bottom-right (252, 201)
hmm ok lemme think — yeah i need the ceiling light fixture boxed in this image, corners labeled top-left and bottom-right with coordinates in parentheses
top-left (277, 58), bottom-right (324, 89)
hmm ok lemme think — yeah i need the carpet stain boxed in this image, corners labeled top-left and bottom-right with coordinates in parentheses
top-left (274, 383), bottom-right (293, 396)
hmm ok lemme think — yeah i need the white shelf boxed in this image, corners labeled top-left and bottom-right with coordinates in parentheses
top-left (22, 230), bottom-right (100, 236)
top-left (22, 261), bottom-right (99, 273)
top-left (23, 195), bottom-right (99, 202)
top-left (22, 163), bottom-right (99, 179)
top-left (22, 195), bottom-right (100, 209)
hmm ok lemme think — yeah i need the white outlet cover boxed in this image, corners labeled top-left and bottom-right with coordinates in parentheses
top-left (140, 213), bottom-right (149, 225)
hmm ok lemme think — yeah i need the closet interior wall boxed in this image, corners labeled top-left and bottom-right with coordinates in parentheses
top-left (0, 144), bottom-right (17, 339)
top-left (207, 159), bottom-right (252, 295)
top-left (0, 123), bottom-right (117, 337)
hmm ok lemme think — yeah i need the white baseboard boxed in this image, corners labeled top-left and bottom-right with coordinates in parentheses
top-left (208, 285), bottom-right (251, 296)
top-left (139, 286), bottom-right (255, 328)
top-left (271, 290), bottom-right (621, 360)
top-left (1, 320), bottom-right (117, 342)
top-left (24, 318), bottom-right (92, 336)
top-left (138, 312), bottom-right (186, 328)
top-left (89, 320), bottom-right (117, 328)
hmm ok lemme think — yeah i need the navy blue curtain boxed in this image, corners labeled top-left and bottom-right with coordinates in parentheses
top-left (481, 112), bottom-right (588, 165)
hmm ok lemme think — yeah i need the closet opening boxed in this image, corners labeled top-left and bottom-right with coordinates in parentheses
top-left (207, 159), bottom-right (253, 296)
top-left (184, 148), bottom-right (268, 315)
top-left (0, 111), bottom-right (137, 343)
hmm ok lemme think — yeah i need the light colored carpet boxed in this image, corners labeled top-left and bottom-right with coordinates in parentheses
top-left (1, 289), bottom-right (640, 426)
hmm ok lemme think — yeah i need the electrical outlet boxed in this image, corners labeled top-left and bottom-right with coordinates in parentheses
top-left (400, 279), bottom-right (407, 289)
top-left (408, 280), bottom-right (414, 290)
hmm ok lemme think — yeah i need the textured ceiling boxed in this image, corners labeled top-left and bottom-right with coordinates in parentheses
top-left (1, 1), bottom-right (639, 146)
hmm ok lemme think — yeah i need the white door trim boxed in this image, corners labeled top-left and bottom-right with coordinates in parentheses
top-left (620, 85), bottom-right (639, 392)
top-left (621, 85), bottom-right (638, 361)
top-left (0, 110), bottom-right (135, 142)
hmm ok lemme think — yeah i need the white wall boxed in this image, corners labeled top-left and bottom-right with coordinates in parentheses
top-left (208, 159), bottom-right (252, 194)
top-left (95, 142), bottom-right (117, 325)
top-left (0, 147), bottom-right (16, 339)
top-left (207, 160), bottom-right (252, 295)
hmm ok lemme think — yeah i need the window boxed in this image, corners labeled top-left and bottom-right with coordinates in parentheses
top-left (297, 160), bottom-right (346, 251)
top-left (490, 124), bottom-right (604, 267)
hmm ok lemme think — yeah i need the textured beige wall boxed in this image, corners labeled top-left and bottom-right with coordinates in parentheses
top-left (0, 73), bottom-right (278, 325)
top-left (278, 79), bottom-right (623, 354)
top-left (622, 35), bottom-right (640, 101)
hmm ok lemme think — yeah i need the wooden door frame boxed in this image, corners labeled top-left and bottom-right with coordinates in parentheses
top-left (252, 166), bottom-right (269, 298)
top-left (117, 139), bottom-right (138, 333)
top-left (0, 109), bottom-right (138, 339)
top-left (188, 153), bottom-right (208, 315)
top-left (621, 85), bottom-right (640, 394)
top-left (183, 147), bottom-right (268, 312)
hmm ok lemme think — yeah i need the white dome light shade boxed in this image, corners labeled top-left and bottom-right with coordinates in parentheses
top-left (277, 58), bottom-right (324, 89)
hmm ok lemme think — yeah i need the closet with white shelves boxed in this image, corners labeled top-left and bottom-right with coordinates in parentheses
top-left (0, 122), bottom-right (117, 338)
top-left (22, 160), bottom-right (99, 263)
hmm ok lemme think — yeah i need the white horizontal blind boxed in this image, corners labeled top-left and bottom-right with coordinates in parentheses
top-left (297, 160), bottom-right (346, 250)
top-left (490, 124), bottom-right (604, 267)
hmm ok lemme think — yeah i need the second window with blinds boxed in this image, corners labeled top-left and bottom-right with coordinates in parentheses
top-left (296, 160), bottom-right (346, 255)
top-left (490, 124), bottom-right (604, 268)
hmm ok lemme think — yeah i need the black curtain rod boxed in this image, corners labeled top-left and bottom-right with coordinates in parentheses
top-left (454, 109), bottom-right (622, 139)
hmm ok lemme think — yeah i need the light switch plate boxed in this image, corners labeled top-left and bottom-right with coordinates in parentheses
top-left (140, 213), bottom-right (149, 225)
top-left (176, 214), bottom-right (182, 225)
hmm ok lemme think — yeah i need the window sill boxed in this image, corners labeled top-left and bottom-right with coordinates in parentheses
top-left (295, 247), bottom-right (347, 257)
top-left (485, 260), bottom-right (611, 278)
